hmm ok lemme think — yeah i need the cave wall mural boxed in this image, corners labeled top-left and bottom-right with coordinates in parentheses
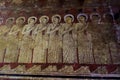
top-left (0, 0), bottom-right (120, 79)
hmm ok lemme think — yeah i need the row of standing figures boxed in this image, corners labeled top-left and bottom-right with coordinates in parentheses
top-left (0, 13), bottom-right (119, 64)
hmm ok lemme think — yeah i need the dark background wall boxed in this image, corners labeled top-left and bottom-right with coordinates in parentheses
top-left (0, 0), bottom-right (120, 23)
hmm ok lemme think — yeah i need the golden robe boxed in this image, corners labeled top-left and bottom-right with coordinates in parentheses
top-left (4, 25), bottom-right (20, 62)
top-left (18, 24), bottom-right (34, 63)
top-left (33, 24), bottom-right (49, 63)
top-left (62, 23), bottom-right (77, 63)
top-left (47, 23), bottom-right (62, 63)
top-left (0, 25), bottom-right (8, 62)
top-left (75, 23), bottom-right (94, 64)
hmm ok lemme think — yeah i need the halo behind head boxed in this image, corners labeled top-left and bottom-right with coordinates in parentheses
top-left (64, 14), bottom-right (74, 22)
top-left (6, 17), bottom-right (15, 24)
top-left (90, 13), bottom-right (101, 21)
top-left (39, 15), bottom-right (49, 23)
top-left (16, 16), bottom-right (26, 24)
top-left (28, 16), bottom-right (37, 23)
top-left (77, 13), bottom-right (88, 21)
top-left (52, 14), bottom-right (61, 23)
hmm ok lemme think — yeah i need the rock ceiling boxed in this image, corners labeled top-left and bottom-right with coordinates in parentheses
top-left (0, 0), bottom-right (119, 10)
top-left (0, 0), bottom-right (119, 17)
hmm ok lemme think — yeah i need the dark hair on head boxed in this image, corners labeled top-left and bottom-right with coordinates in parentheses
top-left (19, 18), bottom-right (24, 21)
top-left (9, 19), bottom-right (14, 21)
top-left (106, 13), bottom-right (113, 18)
top-left (67, 16), bottom-right (73, 19)
top-left (54, 16), bottom-right (60, 19)
top-left (80, 15), bottom-right (86, 19)
top-left (92, 15), bottom-right (100, 18)
top-left (43, 17), bottom-right (47, 20)
top-left (31, 18), bottom-right (36, 21)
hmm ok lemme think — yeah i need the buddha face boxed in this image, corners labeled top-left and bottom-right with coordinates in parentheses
top-left (78, 16), bottom-right (86, 23)
top-left (52, 16), bottom-right (60, 24)
top-left (17, 18), bottom-right (24, 25)
top-left (65, 16), bottom-right (73, 24)
top-left (41, 17), bottom-right (48, 24)
top-left (92, 15), bottom-right (100, 23)
top-left (29, 18), bottom-right (36, 24)
top-left (6, 19), bottom-right (14, 25)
